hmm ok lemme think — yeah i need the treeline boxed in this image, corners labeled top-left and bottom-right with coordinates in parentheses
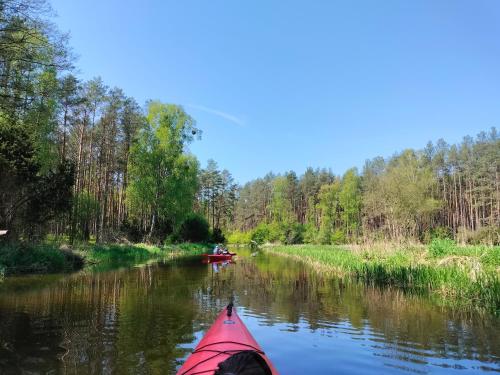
top-left (0, 0), bottom-right (217, 244)
top-left (229, 130), bottom-right (499, 245)
top-left (1, 0), bottom-right (498, 248)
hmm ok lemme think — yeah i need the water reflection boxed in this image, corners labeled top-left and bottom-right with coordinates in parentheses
top-left (0, 249), bottom-right (498, 374)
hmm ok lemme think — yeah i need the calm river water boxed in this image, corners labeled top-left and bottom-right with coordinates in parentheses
top-left (0, 248), bottom-right (498, 374)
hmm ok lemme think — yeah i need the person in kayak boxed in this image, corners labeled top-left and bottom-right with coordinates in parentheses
top-left (215, 350), bottom-right (273, 375)
top-left (213, 245), bottom-right (220, 254)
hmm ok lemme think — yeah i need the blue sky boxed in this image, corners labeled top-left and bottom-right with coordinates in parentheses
top-left (51, 0), bottom-right (500, 183)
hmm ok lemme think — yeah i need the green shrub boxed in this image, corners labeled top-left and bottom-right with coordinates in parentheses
top-left (330, 229), bottom-right (346, 245)
top-left (423, 226), bottom-right (453, 243)
top-left (251, 223), bottom-right (271, 245)
top-left (429, 238), bottom-right (456, 257)
top-left (211, 227), bottom-right (226, 243)
top-left (317, 228), bottom-right (331, 245)
top-left (177, 213), bottom-right (210, 243)
top-left (303, 224), bottom-right (318, 244)
top-left (432, 226), bottom-right (453, 240)
top-left (282, 223), bottom-right (304, 245)
top-left (316, 227), bottom-right (346, 245)
top-left (0, 243), bottom-right (71, 274)
top-left (164, 231), bottom-right (181, 244)
top-left (267, 222), bottom-right (283, 243)
top-left (227, 230), bottom-right (251, 244)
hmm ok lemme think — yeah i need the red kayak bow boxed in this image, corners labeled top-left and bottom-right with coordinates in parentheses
top-left (177, 305), bottom-right (278, 375)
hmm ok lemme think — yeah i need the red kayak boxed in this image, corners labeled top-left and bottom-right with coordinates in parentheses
top-left (202, 253), bottom-right (236, 262)
top-left (177, 304), bottom-right (279, 375)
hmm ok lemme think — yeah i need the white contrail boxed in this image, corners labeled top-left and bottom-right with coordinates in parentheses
top-left (186, 104), bottom-right (245, 127)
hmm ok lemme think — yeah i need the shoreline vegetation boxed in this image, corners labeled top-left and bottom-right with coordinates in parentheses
top-left (263, 240), bottom-right (499, 314)
top-left (0, 0), bottom-right (498, 317)
top-left (0, 242), bottom-right (211, 280)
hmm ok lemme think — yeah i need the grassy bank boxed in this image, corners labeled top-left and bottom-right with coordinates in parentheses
top-left (0, 243), bottom-right (83, 278)
top-left (78, 242), bottom-right (209, 264)
top-left (0, 242), bottom-right (211, 279)
top-left (265, 240), bottom-right (500, 313)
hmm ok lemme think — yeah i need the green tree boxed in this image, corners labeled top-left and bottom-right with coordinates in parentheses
top-left (126, 102), bottom-right (200, 240)
top-left (363, 150), bottom-right (441, 240)
top-left (339, 168), bottom-right (361, 239)
top-left (269, 176), bottom-right (295, 226)
top-left (317, 180), bottom-right (341, 244)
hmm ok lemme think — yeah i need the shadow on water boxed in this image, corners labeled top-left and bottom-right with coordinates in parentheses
top-left (0, 247), bottom-right (498, 374)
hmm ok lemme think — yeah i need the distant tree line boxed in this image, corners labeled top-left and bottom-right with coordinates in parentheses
top-left (229, 129), bottom-right (499, 245)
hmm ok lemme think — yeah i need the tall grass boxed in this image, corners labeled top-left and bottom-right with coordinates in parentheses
top-left (267, 241), bottom-right (500, 313)
top-left (77, 242), bottom-right (210, 264)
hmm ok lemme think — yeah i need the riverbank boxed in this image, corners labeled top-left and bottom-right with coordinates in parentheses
top-left (265, 240), bottom-right (500, 313)
top-left (0, 242), bottom-right (211, 279)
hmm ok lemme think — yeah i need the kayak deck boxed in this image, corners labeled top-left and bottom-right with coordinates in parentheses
top-left (177, 306), bottom-right (278, 375)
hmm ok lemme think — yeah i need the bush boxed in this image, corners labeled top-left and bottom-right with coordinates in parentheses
top-left (177, 213), bottom-right (210, 243)
top-left (0, 242), bottom-right (77, 274)
top-left (281, 223), bottom-right (304, 245)
top-left (432, 226), bottom-right (453, 239)
top-left (251, 223), bottom-right (271, 245)
top-left (303, 224), bottom-right (318, 244)
top-left (330, 229), bottom-right (346, 245)
top-left (250, 222), bottom-right (290, 244)
top-left (423, 226), bottom-right (453, 243)
top-left (164, 231), bottom-right (181, 244)
top-left (317, 228), bottom-right (331, 245)
top-left (429, 238), bottom-right (456, 257)
top-left (227, 230), bottom-right (251, 244)
top-left (211, 227), bottom-right (226, 243)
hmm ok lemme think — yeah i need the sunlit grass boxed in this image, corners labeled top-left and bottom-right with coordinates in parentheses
top-left (76, 242), bottom-right (210, 264)
top-left (266, 243), bottom-right (500, 313)
top-left (0, 242), bottom-right (211, 278)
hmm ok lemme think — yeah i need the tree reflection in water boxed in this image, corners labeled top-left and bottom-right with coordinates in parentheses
top-left (0, 249), bottom-right (498, 374)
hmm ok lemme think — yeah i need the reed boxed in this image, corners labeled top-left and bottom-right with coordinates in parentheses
top-left (266, 243), bottom-right (500, 313)
top-left (78, 243), bottom-right (210, 264)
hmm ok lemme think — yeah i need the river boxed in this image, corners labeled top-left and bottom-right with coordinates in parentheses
top-left (0, 248), bottom-right (498, 374)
